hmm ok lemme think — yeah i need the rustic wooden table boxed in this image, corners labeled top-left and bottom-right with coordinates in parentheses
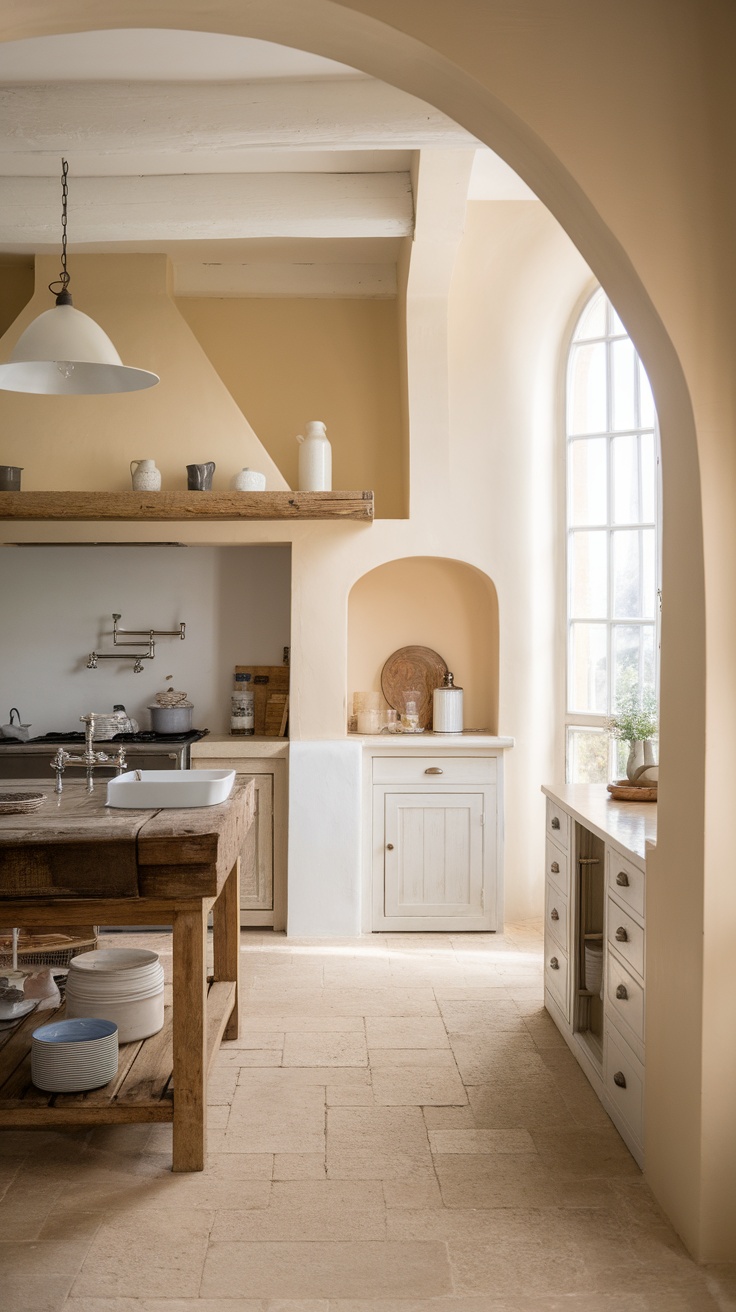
top-left (0, 777), bottom-right (254, 1171)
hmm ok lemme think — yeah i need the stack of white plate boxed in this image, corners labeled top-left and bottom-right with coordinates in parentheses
top-left (31, 1018), bottom-right (118, 1092)
top-left (584, 942), bottom-right (604, 999)
top-left (65, 949), bottom-right (165, 1043)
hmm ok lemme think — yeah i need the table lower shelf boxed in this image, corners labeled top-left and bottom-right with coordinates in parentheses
top-left (0, 978), bottom-right (235, 1129)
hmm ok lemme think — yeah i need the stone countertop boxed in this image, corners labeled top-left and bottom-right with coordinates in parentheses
top-left (192, 735), bottom-right (289, 759)
top-left (351, 732), bottom-right (514, 749)
top-left (542, 782), bottom-right (656, 865)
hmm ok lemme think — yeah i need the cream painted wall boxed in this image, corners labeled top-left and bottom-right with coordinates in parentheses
top-left (178, 297), bottom-right (405, 518)
top-left (0, 258), bottom-right (32, 340)
top-left (1, 0), bottom-right (734, 1259)
top-left (348, 555), bottom-right (499, 731)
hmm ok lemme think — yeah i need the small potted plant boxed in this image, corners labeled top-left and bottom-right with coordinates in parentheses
top-left (607, 682), bottom-right (658, 785)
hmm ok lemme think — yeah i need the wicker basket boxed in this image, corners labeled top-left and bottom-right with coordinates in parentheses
top-left (0, 927), bottom-right (97, 970)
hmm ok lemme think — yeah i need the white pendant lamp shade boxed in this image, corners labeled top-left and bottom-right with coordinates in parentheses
top-left (0, 302), bottom-right (159, 395)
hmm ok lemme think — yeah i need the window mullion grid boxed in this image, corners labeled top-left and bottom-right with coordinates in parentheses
top-left (605, 323), bottom-right (616, 778)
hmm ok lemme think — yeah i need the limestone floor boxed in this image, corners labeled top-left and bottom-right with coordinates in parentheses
top-left (0, 922), bottom-right (734, 1312)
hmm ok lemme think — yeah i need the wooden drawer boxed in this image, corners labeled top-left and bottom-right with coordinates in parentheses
top-left (607, 898), bottom-right (645, 980)
top-left (544, 945), bottom-right (568, 1018)
top-left (545, 882), bottom-right (568, 953)
top-left (372, 756), bottom-right (496, 786)
top-left (605, 1024), bottom-right (644, 1148)
top-left (545, 799), bottom-right (569, 852)
top-left (607, 848), bottom-right (645, 921)
top-left (546, 837), bottom-right (569, 895)
top-left (606, 951), bottom-right (645, 1056)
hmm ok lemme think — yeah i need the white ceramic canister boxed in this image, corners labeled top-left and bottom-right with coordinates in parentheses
top-left (432, 671), bottom-right (464, 733)
top-left (296, 420), bottom-right (332, 491)
top-left (65, 949), bottom-right (165, 1043)
top-left (130, 459), bottom-right (162, 491)
top-left (231, 689), bottom-right (255, 736)
top-left (232, 467), bottom-right (267, 491)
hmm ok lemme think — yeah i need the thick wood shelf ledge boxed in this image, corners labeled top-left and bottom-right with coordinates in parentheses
top-left (0, 490), bottom-right (373, 522)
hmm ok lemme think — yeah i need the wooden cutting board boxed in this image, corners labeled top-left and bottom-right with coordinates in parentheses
top-left (381, 646), bottom-right (448, 730)
top-left (234, 665), bottom-right (290, 737)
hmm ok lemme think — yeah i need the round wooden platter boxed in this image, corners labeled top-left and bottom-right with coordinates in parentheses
top-left (381, 646), bottom-right (448, 729)
top-left (607, 780), bottom-right (658, 802)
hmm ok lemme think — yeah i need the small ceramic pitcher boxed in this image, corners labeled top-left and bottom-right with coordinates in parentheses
top-left (187, 462), bottom-right (215, 491)
top-left (296, 421), bottom-right (332, 491)
top-left (130, 459), bottom-right (161, 491)
top-left (233, 467), bottom-right (266, 491)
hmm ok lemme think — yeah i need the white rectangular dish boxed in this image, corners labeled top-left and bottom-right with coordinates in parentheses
top-left (106, 769), bottom-right (236, 809)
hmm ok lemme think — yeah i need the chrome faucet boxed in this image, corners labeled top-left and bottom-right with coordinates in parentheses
top-left (52, 712), bottom-right (128, 794)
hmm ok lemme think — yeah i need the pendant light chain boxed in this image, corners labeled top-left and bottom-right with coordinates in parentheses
top-left (48, 158), bottom-right (71, 300)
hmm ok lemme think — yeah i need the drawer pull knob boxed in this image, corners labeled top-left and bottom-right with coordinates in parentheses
top-left (616, 983), bottom-right (628, 1000)
top-left (615, 926), bottom-right (629, 942)
top-left (550, 908), bottom-right (559, 921)
top-left (616, 871), bottom-right (630, 887)
top-left (613, 1070), bottom-right (627, 1089)
top-left (551, 817), bottom-right (560, 829)
top-left (549, 956), bottom-right (560, 970)
top-left (551, 861), bottom-right (560, 874)
top-left (424, 767), bottom-right (444, 775)
top-left (386, 843), bottom-right (394, 851)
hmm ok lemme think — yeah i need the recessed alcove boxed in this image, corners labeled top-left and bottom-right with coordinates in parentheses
top-left (347, 556), bottom-right (499, 731)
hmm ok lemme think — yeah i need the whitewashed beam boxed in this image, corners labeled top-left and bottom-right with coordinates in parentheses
top-left (0, 173), bottom-right (414, 244)
top-left (0, 79), bottom-right (478, 160)
top-left (174, 262), bottom-right (397, 298)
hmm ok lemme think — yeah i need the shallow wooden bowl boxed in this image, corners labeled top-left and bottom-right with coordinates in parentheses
top-left (607, 780), bottom-right (658, 803)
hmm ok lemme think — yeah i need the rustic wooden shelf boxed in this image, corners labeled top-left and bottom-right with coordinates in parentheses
top-left (0, 490), bottom-right (373, 522)
top-left (0, 979), bottom-right (236, 1129)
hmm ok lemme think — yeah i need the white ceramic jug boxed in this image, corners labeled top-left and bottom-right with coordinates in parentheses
top-left (130, 459), bottom-right (161, 491)
top-left (296, 420), bottom-right (332, 491)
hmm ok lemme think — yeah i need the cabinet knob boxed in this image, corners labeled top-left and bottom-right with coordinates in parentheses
top-left (424, 767), bottom-right (444, 775)
top-left (616, 983), bottom-right (628, 1000)
top-left (551, 817), bottom-right (560, 829)
top-left (616, 871), bottom-right (630, 887)
top-left (550, 908), bottom-right (559, 921)
top-left (550, 861), bottom-right (560, 874)
top-left (549, 956), bottom-right (560, 970)
top-left (615, 927), bottom-right (628, 942)
top-left (386, 843), bottom-right (394, 851)
top-left (613, 1070), bottom-right (627, 1089)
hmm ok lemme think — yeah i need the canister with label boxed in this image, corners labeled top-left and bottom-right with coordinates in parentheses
top-left (231, 688), bottom-right (255, 736)
top-left (432, 670), bottom-right (463, 733)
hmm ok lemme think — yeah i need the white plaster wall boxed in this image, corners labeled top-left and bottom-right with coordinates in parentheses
top-left (287, 740), bottom-right (363, 936)
top-left (0, 545), bottom-right (290, 735)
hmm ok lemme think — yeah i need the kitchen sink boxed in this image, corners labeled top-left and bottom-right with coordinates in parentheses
top-left (106, 769), bottom-right (235, 809)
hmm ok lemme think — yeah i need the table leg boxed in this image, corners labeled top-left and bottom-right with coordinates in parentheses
top-left (172, 904), bottom-right (207, 1172)
top-left (213, 858), bottom-right (241, 1041)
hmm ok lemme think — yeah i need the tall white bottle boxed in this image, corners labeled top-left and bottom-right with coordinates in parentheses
top-left (296, 420), bottom-right (332, 491)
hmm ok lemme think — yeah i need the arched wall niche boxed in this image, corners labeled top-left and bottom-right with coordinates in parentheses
top-left (348, 556), bottom-right (499, 732)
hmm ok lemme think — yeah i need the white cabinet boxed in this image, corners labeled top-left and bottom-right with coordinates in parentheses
top-left (192, 744), bottom-right (288, 930)
top-left (541, 786), bottom-right (652, 1167)
top-left (369, 744), bottom-right (508, 932)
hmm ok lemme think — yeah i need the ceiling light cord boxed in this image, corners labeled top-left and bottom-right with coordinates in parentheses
top-left (48, 158), bottom-right (72, 305)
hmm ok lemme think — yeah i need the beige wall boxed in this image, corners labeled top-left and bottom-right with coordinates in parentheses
top-left (178, 297), bottom-right (405, 518)
top-left (1, 0), bottom-right (734, 1259)
top-left (348, 556), bottom-right (499, 731)
top-left (0, 258), bottom-right (33, 340)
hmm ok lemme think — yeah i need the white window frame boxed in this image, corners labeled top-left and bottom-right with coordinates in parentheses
top-left (564, 289), bottom-right (661, 783)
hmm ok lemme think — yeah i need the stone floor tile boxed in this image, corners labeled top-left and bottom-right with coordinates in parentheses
top-left (71, 1211), bottom-right (213, 1299)
top-left (434, 1153), bottom-right (617, 1210)
top-left (429, 1127), bottom-right (535, 1153)
top-left (274, 1154), bottom-right (327, 1180)
top-left (223, 1086), bottom-right (326, 1155)
top-left (326, 1081), bottom-right (375, 1106)
top-left (438, 999), bottom-right (528, 1033)
top-left (367, 1047), bottom-right (457, 1068)
top-left (238, 1067), bottom-right (371, 1089)
top-left (421, 1104), bottom-right (477, 1130)
top-left (448, 1238), bottom-right (589, 1296)
top-left (381, 1172), bottom-right (443, 1208)
top-left (0, 1239), bottom-right (90, 1279)
top-left (327, 1105), bottom-right (429, 1153)
top-left (370, 1066), bottom-right (467, 1106)
top-left (283, 1031), bottom-right (368, 1068)
top-left (449, 1033), bottom-right (547, 1084)
top-left (236, 1015), bottom-right (364, 1032)
top-left (37, 1211), bottom-right (104, 1242)
top-left (211, 1180), bottom-right (386, 1242)
top-left (468, 1081), bottom-right (578, 1129)
top-left (0, 1275), bottom-right (75, 1312)
top-left (326, 1150), bottom-right (432, 1181)
top-left (528, 1127), bottom-right (643, 1180)
top-left (200, 1240), bottom-right (452, 1300)
top-left (318, 988), bottom-right (441, 1018)
top-left (365, 1017), bottom-right (449, 1049)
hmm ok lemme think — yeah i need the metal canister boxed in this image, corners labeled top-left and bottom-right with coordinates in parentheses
top-left (432, 671), bottom-right (464, 733)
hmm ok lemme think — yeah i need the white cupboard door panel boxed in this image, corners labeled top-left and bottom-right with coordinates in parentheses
top-left (384, 792), bottom-right (483, 919)
top-left (239, 773), bottom-right (274, 911)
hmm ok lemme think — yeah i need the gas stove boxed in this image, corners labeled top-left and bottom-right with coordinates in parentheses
top-left (20, 729), bottom-right (209, 746)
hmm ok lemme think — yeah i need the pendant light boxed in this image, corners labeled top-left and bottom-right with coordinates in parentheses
top-left (0, 160), bottom-right (159, 395)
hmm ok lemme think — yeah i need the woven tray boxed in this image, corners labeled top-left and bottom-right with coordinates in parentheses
top-left (607, 780), bottom-right (658, 803)
top-left (0, 929), bottom-right (97, 970)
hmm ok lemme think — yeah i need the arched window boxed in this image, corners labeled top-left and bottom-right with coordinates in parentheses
top-left (565, 288), bottom-right (660, 783)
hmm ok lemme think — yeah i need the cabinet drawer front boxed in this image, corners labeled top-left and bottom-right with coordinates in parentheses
top-left (373, 756), bottom-right (496, 786)
top-left (545, 800), bottom-right (569, 852)
top-left (546, 838), bottom-right (569, 894)
top-left (545, 946), bottom-right (568, 1019)
top-left (607, 849), bottom-right (645, 921)
top-left (606, 951), bottom-right (645, 1050)
top-left (545, 882), bottom-right (568, 953)
top-left (607, 900), bottom-right (645, 980)
top-left (605, 1025), bottom-right (644, 1147)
